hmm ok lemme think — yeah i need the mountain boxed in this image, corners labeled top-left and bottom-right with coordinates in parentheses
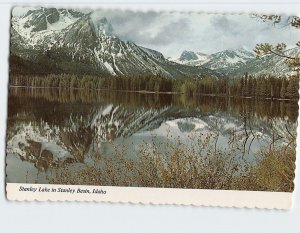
top-left (10, 7), bottom-right (224, 79)
top-left (169, 50), bottom-right (210, 66)
top-left (172, 47), bottom-right (298, 77)
top-left (227, 47), bottom-right (299, 77)
top-left (201, 48), bottom-right (256, 75)
top-left (202, 47), bottom-right (299, 77)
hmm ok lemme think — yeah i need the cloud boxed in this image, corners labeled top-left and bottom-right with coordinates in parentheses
top-left (211, 16), bottom-right (239, 34)
top-left (90, 10), bottom-right (196, 53)
top-left (148, 18), bottom-right (193, 45)
top-left (91, 10), bottom-right (162, 43)
top-left (104, 11), bottom-right (299, 57)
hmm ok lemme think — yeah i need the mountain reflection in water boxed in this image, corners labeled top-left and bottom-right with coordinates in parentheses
top-left (6, 87), bottom-right (298, 186)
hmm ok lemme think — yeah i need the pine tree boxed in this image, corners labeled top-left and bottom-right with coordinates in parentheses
top-left (286, 75), bottom-right (299, 99)
top-left (280, 79), bottom-right (287, 99)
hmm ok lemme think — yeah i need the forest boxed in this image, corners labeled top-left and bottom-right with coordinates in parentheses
top-left (9, 73), bottom-right (299, 100)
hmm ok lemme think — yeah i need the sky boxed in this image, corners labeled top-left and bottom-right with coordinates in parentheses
top-left (12, 7), bottom-right (300, 58)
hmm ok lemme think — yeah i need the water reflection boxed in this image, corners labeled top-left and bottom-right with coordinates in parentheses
top-left (6, 87), bottom-right (298, 185)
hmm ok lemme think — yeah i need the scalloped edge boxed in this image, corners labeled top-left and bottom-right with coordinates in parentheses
top-left (6, 183), bottom-right (293, 209)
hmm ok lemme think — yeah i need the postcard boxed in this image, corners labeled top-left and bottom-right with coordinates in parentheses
top-left (6, 6), bottom-right (299, 209)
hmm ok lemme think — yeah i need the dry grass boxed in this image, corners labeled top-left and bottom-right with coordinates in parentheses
top-left (49, 133), bottom-right (296, 192)
top-left (233, 146), bottom-right (296, 192)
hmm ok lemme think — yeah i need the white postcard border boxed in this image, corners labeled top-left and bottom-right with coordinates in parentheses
top-left (6, 183), bottom-right (292, 209)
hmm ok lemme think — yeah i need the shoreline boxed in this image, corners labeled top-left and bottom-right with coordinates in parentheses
top-left (8, 85), bottom-right (298, 102)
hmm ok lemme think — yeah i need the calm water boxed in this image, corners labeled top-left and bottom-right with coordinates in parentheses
top-left (6, 87), bottom-right (298, 184)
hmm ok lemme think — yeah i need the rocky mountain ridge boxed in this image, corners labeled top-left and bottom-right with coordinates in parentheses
top-left (10, 7), bottom-right (224, 79)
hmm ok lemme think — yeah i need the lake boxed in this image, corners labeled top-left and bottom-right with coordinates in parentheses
top-left (6, 87), bottom-right (298, 189)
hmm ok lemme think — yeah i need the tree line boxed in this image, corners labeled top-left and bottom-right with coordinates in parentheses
top-left (9, 72), bottom-right (299, 100)
top-left (9, 86), bottom-right (299, 123)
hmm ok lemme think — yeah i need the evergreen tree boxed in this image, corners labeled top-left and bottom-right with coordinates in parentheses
top-left (286, 75), bottom-right (299, 99)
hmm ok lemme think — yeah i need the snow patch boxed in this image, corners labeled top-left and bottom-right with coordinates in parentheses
top-left (104, 62), bottom-right (116, 75)
top-left (6, 122), bottom-right (70, 161)
top-left (102, 104), bottom-right (113, 116)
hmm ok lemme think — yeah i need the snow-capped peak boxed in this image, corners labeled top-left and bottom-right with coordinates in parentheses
top-left (12, 7), bottom-right (85, 37)
top-left (169, 50), bottom-right (210, 66)
top-left (198, 47), bottom-right (256, 74)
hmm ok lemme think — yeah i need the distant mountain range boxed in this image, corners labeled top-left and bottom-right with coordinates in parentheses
top-left (170, 47), bottom-right (298, 77)
top-left (10, 7), bottom-right (298, 79)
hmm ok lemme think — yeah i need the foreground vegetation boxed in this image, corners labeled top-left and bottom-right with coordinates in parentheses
top-left (48, 129), bottom-right (296, 192)
top-left (10, 73), bottom-right (300, 100)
